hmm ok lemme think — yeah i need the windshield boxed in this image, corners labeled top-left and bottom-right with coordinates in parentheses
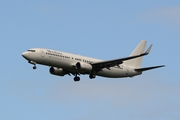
top-left (27, 50), bottom-right (36, 52)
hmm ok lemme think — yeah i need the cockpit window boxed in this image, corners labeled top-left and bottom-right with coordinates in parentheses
top-left (28, 50), bottom-right (36, 52)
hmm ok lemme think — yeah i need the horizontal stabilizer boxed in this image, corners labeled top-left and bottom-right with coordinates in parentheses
top-left (135, 65), bottom-right (165, 72)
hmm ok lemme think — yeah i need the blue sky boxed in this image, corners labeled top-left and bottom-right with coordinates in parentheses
top-left (0, 0), bottom-right (180, 120)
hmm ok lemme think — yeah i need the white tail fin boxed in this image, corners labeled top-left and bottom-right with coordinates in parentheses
top-left (124, 40), bottom-right (147, 68)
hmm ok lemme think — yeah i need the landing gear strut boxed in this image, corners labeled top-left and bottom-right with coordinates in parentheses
top-left (29, 61), bottom-right (37, 69)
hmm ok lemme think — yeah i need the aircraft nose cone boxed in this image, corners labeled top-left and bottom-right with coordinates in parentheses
top-left (22, 52), bottom-right (26, 57)
top-left (22, 52), bottom-right (29, 59)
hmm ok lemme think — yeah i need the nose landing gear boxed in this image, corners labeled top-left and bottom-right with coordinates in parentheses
top-left (28, 61), bottom-right (37, 69)
top-left (33, 65), bottom-right (37, 69)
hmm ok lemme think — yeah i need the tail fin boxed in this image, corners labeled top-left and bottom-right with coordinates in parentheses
top-left (124, 40), bottom-right (147, 68)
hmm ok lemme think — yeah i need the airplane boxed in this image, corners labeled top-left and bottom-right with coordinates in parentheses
top-left (22, 40), bottom-right (165, 82)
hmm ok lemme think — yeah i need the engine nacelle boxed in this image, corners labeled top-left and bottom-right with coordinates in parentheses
top-left (49, 67), bottom-right (66, 76)
top-left (75, 62), bottom-right (92, 72)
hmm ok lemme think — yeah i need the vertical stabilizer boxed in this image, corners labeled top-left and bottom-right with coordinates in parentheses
top-left (124, 40), bottom-right (147, 68)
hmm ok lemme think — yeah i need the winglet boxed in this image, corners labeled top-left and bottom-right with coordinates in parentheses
top-left (145, 44), bottom-right (153, 55)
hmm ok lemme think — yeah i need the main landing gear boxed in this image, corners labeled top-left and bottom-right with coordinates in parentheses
top-left (33, 65), bottom-right (37, 69)
top-left (89, 70), bottom-right (96, 79)
top-left (73, 73), bottom-right (96, 82)
top-left (89, 74), bottom-right (96, 79)
top-left (74, 76), bottom-right (80, 82)
top-left (73, 73), bottom-right (81, 82)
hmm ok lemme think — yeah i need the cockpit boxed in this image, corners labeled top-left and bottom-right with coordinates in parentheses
top-left (27, 49), bottom-right (36, 52)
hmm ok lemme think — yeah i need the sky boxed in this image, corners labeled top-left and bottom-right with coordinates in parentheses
top-left (0, 0), bottom-right (180, 120)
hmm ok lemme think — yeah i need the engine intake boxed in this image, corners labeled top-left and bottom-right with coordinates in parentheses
top-left (49, 67), bottom-right (66, 76)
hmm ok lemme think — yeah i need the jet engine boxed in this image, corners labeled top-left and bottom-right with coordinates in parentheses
top-left (49, 67), bottom-right (66, 76)
top-left (75, 62), bottom-right (92, 72)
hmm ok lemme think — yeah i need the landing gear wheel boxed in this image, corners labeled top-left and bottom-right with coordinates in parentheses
top-left (74, 76), bottom-right (80, 82)
top-left (33, 66), bottom-right (37, 69)
top-left (89, 74), bottom-right (96, 79)
top-left (89, 70), bottom-right (96, 79)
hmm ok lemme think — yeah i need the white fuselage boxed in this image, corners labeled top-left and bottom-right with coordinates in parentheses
top-left (22, 48), bottom-right (141, 78)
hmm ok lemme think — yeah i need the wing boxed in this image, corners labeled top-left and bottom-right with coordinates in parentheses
top-left (91, 44), bottom-right (152, 70)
